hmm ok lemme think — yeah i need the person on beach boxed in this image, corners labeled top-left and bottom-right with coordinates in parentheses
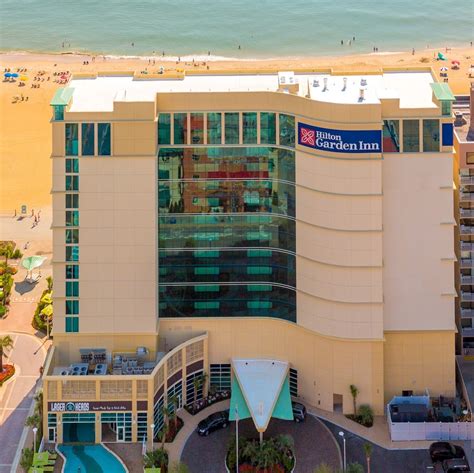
top-left (341, 40), bottom-right (344, 45)
top-left (412, 48), bottom-right (415, 55)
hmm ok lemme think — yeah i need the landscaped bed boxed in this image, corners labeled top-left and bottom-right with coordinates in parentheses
top-left (184, 390), bottom-right (230, 416)
top-left (156, 416), bottom-right (184, 443)
top-left (0, 364), bottom-right (15, 386)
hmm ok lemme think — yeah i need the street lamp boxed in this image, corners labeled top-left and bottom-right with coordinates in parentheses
top-left (32, 427), bottom-right (38, 452)
top-left (235, 406), bottom-right (239, 473)
top-left (338, 431), bottom-right (346, 472)
top-left (149, 423), bottom-right (155, 452)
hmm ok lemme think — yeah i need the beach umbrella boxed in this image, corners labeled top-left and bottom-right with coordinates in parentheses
top-left (20, 75), bottom-right (28, 81)
top-left (10, 72), bottom-right (19, 78)
top-left (451, 60), bottom-right (460, 65)
top-left (4, 72), bottom-right (12, 78)
top-left (440, 67), bottom-right (448, 72)
top-left (22, 255), bottom-right (46, 271)
top-left (40, 292), bottom-right (53, 304)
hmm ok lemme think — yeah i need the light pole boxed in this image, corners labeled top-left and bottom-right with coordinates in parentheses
top-left (235, 406), bottom-right (239, 473)
top-left (32, 427), bottom-right (38, 452)
top-left (149, 423), bottom-right (155, 452)
top-left (339, 431), bottom-right (346, 472)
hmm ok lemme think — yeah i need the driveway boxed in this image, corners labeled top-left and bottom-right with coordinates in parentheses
top-left (181, 415), bottom-right (340, 473)
top-left (0, 333), bottom-right (48, 473)
top-left (321, 418), bottom-right (432, 473)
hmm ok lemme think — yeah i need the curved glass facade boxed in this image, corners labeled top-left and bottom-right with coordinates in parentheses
top-left (158, 146), bottom-right (296, 322)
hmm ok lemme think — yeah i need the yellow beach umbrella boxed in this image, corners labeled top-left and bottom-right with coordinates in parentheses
top-left (20, 76), bottom-right (28, 81)
top-left (40, 304), bottom-right (53, 317)
top-left (40, 292), bottom-right (53, 304)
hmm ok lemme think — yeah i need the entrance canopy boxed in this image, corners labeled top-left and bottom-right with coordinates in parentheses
top-left (229, 359), bottom-right (293, 432)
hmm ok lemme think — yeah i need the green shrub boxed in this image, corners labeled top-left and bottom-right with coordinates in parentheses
top-left (20, 447), bottom-right (33, 472)
top-left (144, 448), bottom-right (168, 469)
top-left (346, 463), bottom-right (364, 473)
top-left (357, 404), bottom-right (374, 427)
top-left (12, 249), bottom-right (22, 259)
top-left (32, 289), bottom-right (50, 331)
top-left (0, 304), bottom-right (6, 317)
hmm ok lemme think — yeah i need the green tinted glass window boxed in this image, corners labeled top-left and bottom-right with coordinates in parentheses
top-left (65, 210), bottom-right (79, 226)
top-left (174, 113), bottom-right (187, 144)
top-left (403, 120), bottom-right (420, 152)
top-left (65, 316), bottom-right (79, 332)
top-left (158, 113), bottom-right (171, 145)
top-left (207, 113), bottom-right (222, 144)
top-left (66, 245), bottom-right (79, 262)
top-left (65, 158), bottom-right (79, 173)
top-left (243, 112), bottom-right (257, 144)
top-left (260, 112), bottom-right (276, 144)
top-left (65, 300), bottom-right (79, 315)
top-left (382, 120), bottom-right (400, 152)
top-left (279, 114), bottom-right (295, 147)
top-left (65, 194), bottom-right (79, 209)
top-left (247, 266), bottom-right (272, 275)
top-left (66, 281), bottom-right (79, 297)
top-left (54, 106), bottom-right (64, 121)
top-left (194, 301), bottom-right (220, 309)
top-left (81, 123), bottom-right (95, 156)
top-left (194, 285), bottom-right (220, 292)
top-left (423, 119), bottom-right (440, 152)
top-left (247, 249), bottom-right (272, 257)
top-left (441, 101), bottom-right (451, 116)
top-left (248, 301), bottom-right (272, 309)
top-left (247, 284), bottom-right (273, 291)
top-left (98, 123), bottom-right (111, 156)
top-left (190, 113), bottom-right (204, 144)
top-left (65, 229), bottom-right (79, 244)
top-left (195, 267), bottom-right (220, 275)
top-left (225, 113), bottom-right (239, 144)
top-left (65, 175), bottom-right (79, 191)
top-left (65, 264), bottom-right (79, 279)
top-left (65, 123), bottom-right (79, 156)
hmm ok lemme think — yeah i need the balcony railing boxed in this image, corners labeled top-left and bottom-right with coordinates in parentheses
top-left (461, 308), bottom-right (474, 318)
top-left (460, 209), bottom-right (474, 218)
top-left (461, 276), bottom-right (474, 284)
top-left (461, 176), bottom-right (474, 185)
top-left (461, 242), bottom-right (474, 251)
top-left (460, 258), bottom-right (474, 268)
top-left (462, 327), bottom-right (474, 338)
top-left (460, 226), bottom-right (474, 234)
top-left (460, 192), bottom-right (474, 202)
top-left (461, 291), bottom-right (474, 301)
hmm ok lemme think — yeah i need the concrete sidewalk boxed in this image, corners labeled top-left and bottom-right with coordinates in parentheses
top-left (165, 399), bottom-right (230, 464)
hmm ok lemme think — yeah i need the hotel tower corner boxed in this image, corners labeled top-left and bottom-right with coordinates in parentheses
top-left (44, 68), bottom-right (456, 444)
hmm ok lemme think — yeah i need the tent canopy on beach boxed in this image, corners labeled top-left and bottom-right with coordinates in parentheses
top-left (22, 255), bottom-right (46, 271)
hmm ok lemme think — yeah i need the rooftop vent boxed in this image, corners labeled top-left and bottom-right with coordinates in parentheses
top-left (323, 77), bottom-right (328, 92)
top-left (359, 86), bottom-right (367, 102)
top-left (361, 78), bottom-right (367, 87)
top-left (342, 77), bottom-right (347, 91)
top-left (313, 79), bottom-right (320, 87)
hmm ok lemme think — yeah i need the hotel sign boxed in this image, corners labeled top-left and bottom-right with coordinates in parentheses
top-left (298, 123), bottom-right (381, 153)
top-left (48, 401), bottom-right (132, 412)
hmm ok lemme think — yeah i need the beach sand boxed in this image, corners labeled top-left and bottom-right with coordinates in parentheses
top-left (0, 47), bottom-right (473, 213)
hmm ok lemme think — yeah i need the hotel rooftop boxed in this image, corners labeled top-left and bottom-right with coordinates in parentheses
top-left (63, 69), bottom-right (442, 112)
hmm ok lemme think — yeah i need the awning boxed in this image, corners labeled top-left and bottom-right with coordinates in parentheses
top-left (229, 359), bottom-right (293, 432)
top-left (50, 87), bottom-right (74, 106)
top-left (431, 83), bottom-right (455, 101)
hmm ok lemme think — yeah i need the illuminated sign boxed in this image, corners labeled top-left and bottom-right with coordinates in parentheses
top-left (298, 123), bottom-right (381, 153)
top-left (48, 401), bottom-right (132, 412)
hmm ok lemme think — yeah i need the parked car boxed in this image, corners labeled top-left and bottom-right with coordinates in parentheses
top-left (292, 402), bottom-right (306, 422)
top-left (442, 458), bottom-right (471, 472)
top-left (430, 442), bottom-right (466, 463)
top-left (196, 410), bottom-right (229, 436)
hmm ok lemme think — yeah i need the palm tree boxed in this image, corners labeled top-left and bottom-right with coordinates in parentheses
top-left (160, 405), bottom-right (171, 450)
top-left (0, 242), bottom-right (14, 267)
top-left (46, 276), bottom-right (53, 291)
top-left (34, 390), bottom-right (43, 419)
top-left (363, 443), bottom-right (373, 473)
top-left (192, 371), bottom-right (208, 408)
top-left (168, 394), bottom-right (179, 432)
top-left (349, 384), bottom-right (359, 414)
top-left (25, 413), bottom-right (41, 429)
top-left (0, 335), bottom-right (14, 373)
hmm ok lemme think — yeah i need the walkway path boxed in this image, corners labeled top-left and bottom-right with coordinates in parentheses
top-left (0, 333), bottom-right (48, 473)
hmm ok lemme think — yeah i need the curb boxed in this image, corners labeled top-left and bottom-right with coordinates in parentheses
top-left (309, 413), bottom-right (344, 469)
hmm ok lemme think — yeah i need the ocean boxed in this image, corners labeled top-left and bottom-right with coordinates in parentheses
top-left (0, 0), bottom-right (472, 58)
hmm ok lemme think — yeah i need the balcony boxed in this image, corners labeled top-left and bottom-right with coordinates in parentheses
top-left (462, 327), bottom-right (474, 338)
top-left (460, 258), bottom-right (474, 268)
top-left (461, 308), bottom-right (474, 318)
top-left (460, 225), bottom-right (474, 234)
top-left (461, 291), bottom-right (474, 301)
top-left (461, 276), bottom-right (474, 285)
top-left (460, 209), bottom-right (474, 218)
top-left (461, 176), bottom-right (474, 185)
top-left (461, 242), bottom-right (474, 251)
top-left (460, 192), bottom-right (474, 202)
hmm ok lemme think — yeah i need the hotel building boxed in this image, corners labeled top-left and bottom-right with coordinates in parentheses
top-left (44, 68), bottom-right (456, 445)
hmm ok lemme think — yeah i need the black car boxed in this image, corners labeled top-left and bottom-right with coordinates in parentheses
top-left (442, 458), bottom-right (471, 473)
top-left (430, 442), bottom-right (466, 463)
top-left (196, 410), bottom-right (229, 436)
top-left (292, 402), bottom-right (306, 422)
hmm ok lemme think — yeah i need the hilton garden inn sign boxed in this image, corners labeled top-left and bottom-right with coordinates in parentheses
top-left (298, 123), bottom-right (381, 153)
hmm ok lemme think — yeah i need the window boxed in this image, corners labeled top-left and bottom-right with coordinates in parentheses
top-left (289, 368), bottom-right (298, 397)
top-left (194, 267), bottom-right (219, 275)
top-left (65, 316), bottom-right (79, 332)
top-left (279, 114), bottom-right (295, 147)
top-left (224, 113), bottom-right (239, 144)
top-left (248, 301), bottom-right (272, 309)
top-left (66, 246), bottom-right (79, 262)
top-left (242, 112), bottom-right (257, 144)
top-left (65, 175), bottom-right (79, 191)
top-left (207, 113), bottom-right (222, 144)
top-left (382, 120), bottom-right (400, 152)
top-left (247, 284), bottom-right (272, 291)
top-left (65, 194), bottom-right (79, 209)
top-left (403, 120), bottom-right (419, 152)
top-left (194, 301), bottom-right (220, 309)
top-left (190, 113), bottom-right (204, 144)
top-left (65, 229), bottom-right (79, 244)
top-left (66, 281), bottom-right (79, 297)
top-left (423, 119), bottom-right (440, 152)
top-left (247, 266), bottom-right (272, 275)
top-left (467, 153), bottom-right (474, 165)
top-left (53, 106), bottom-right (64, 121)
top-left (65, 300), bottom-right (79, 315)
top-left (186, 370), bottom-right (204, 405)
top-left (194, 285), bottom-right (220, 292)
top-left (65, 123), bottom-right (78, 156)
top-left (98, 123), bottom-right (111, 156)
top-left (441, 101), bottom-right (451, 116)
top-left (65, 210), bottom-right (79, 226)
top-left (210, 364), bottom-right (231, 392)
top-left (65, 264), bottom-right (79, 279)
top-left (260, 112), bottom-right (276, 145)
top-left (65, 158), bottom-right (79, 173)
top-left (81, 123), bottom-right (95, 156)
top-left (158, 113), bottom-right (171, 145)
top-left (174, 113), bottom-right (187, 145)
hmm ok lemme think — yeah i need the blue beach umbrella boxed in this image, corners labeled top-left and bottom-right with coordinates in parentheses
top-left (10, 73), bottom-right (19, 78)
top-left (4, 72), bottom-right (12, 78)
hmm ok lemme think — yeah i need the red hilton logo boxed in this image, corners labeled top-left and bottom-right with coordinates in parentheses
top-left (300, 127), bottom-right (315, 146)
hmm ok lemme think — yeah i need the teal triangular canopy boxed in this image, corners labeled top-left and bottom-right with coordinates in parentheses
top-left (272, 377), bottom-right (294, 421)
top-left (229, 377), bottom-right (251, 421)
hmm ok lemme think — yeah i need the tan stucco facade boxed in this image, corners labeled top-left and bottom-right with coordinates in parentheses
top-left (47, 69), bottom-right (457, 444)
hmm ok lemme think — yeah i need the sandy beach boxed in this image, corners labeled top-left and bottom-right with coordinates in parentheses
top-left (0, 46), bottom-right (473, 214)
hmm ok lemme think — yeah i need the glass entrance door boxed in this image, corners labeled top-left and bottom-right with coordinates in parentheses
top-left (117, 425), bottom-right (125, 442)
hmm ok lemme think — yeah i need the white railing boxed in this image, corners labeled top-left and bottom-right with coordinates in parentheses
top-left (460, 209), bottom-right (474, 218)
top-left (460, 259), bottom-right (474, 267)
top-left (460, 226), bottom-right (474, 234)
top-left (461, 291), bottom-right (474, 301)
top-left (388, 419), bottom-right (474, 441)
top-left (460, 192), bottom-right (474, 201)
top-left (461, 242), bottom-right (474, 251)
top-left (461, 176), bottom-right (474, 185)
top-left (461, 309), bottom-right (474, 317)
